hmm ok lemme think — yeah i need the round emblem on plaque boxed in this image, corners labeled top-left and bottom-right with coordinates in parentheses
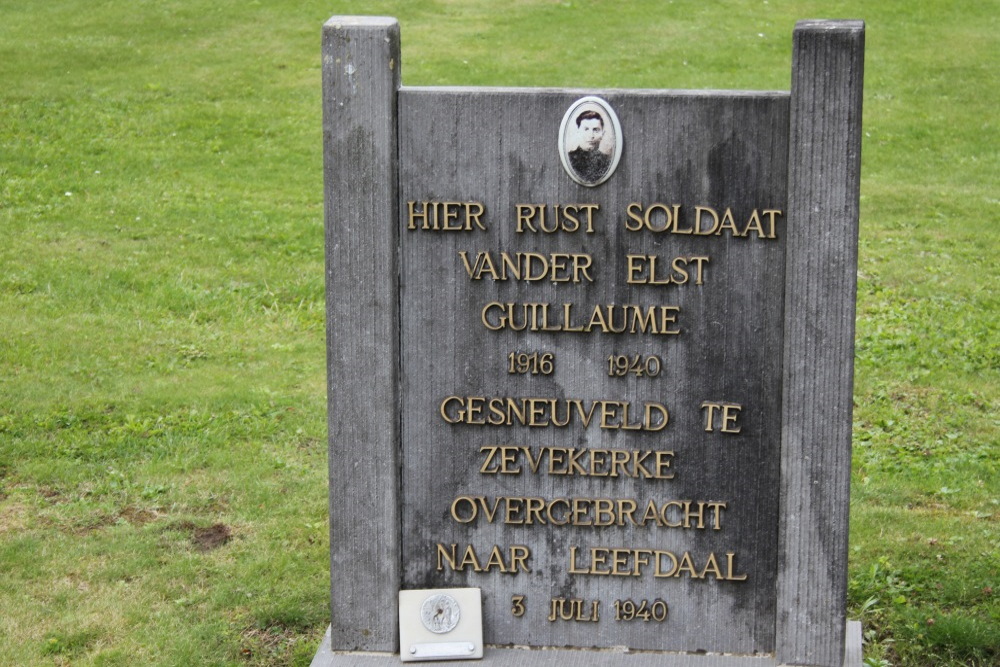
top-left (420, 593), bottom-right (461, 634)
top-left (558, 95), bottom-right (623, 187)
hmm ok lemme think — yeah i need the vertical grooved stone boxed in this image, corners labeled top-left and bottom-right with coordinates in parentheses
top-left (777, 20), bottom-right (864, 667)
top-left (322, 15), bottom-right (401, 652)
top-left (318, 15), bottom-right (864, 666)
top-left (397, 88), bottom-right (789, 654)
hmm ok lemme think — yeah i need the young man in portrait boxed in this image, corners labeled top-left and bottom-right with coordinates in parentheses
top-left (568, 110), bottom-right (611, 182)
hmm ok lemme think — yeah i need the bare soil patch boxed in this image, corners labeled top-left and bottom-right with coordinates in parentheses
top-left (192, 522), bottom-right (232, 551)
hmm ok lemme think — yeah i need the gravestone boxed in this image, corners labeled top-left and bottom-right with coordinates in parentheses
top-left (314, 16), bottom-right (864, 667)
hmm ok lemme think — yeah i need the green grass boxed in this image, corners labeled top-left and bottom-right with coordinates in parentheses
top-left (1, 1), bottom-right (997, 665)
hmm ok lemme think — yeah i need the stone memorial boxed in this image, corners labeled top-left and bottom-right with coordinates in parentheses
top-left (314, 15), bottom-right (864, 667)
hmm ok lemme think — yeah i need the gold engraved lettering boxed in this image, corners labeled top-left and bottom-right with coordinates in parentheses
top-left (650, 203), bottom-right (680, 232)
top-left (523, 446), bottom-right (545, 473)
top-left (627, 306), bottom-right (651, 333)
top-left (483, 546), bottom-right (508, 573)
top-left (524, 497), bottom-right (546, 525)
top-left (588, 448), bottom-right (607, 474)
top-left (715, 208), bottom-right (740, 236)
top-left (500, 446), bottom-right (521, 474)
top-left (547, 597), bottom-right (561, 621)
top-left (676, 552), bottom-right (699, 578)
top-left (566, 448), bottom-right (588, 475)
top-left (460, 545), bottom-right (483, 571)
top-left (708, 501), bottom-right (727, 530)
top-left (436, 543), bottom-right (531, 574)
top-left (515, 204), bottom-right (534, 232)
top-left (656, 551), bottom-right (679, 577)
top-left (625, 202), bottom-right (687, 233)
top-left (441, 201), bottom-right (461, 230)
top-left (624, 203), bottom-right (782, 239)
top-left (617, 499), bottom-right (638, 525)
top-left (626, 254), bottom-right (710, 286)
top-left (623, 402), bottom-right (646, 430)
top-left (694, 207), bottom-right (719, 235)
top-left (466, 201), bottom-right (486, 230)
top-left (481, 302), bottom-right (681, 335)
top-left (701, 402), bottom-right (720, 431)
top-left (478, 496), bottom-right (502, 523)
top-left (443, 397), bottom-right (668, 430)
top-left (407, 200), bottom-right (487, 231)
top-left (594, 499), bottom-right (616, 527)
top-left (571, 498), bottom-right (591, 526)
top-left (726, 552), bottom-right (748, 581)
top-left (640, 500), bottom-right (660, 525)
top-left (504, 497), bottom-right (525, 525)
top-left (624, 202), bottom-right (644, 231)
top-left (655, 450), bottom-right (675, 478)
top-left (610, 449), bottom-right (630, 477)
top-left (701, 401), bottom-right (743, 433)
top-left (516, 203), bottom-right (598, 234)
top-left (457, 251), bottom-right (594, 283)
top-left (743, 209), bottom-right (765, 238)
top-left (685, 502), bottom-right (706, 529)
top-left (612, 548), bottom-right (633, 575)
top-left (763, 209), bottom-right (781, 238)
top-left (479, 446), bottom-right (499, 473)
top-left (568, 547), bottom-right (745, 581)
top-left (407, 200), bottom-right (430, 230)
top-left (660, 500), bottom-right (728, 529)
top-left (646, 402), bottom-right (670, 429)
top-left (458, 544), bottom-right (483, 570)
top-left (661, 500), bottom-right (683, 528)
top-left (669, 204), bottom-right (692, 233)
top-left (573, 399), bottom-right (599, 427)
top-left (511, 595), bottom-right (525, 618)
top-left (437, 543), bottom-right (458, 570)
top-left (632, 450), bottom-right (652, 476)
top-left (548, 448), bottom-right (568, 475)
top-left (700, 552), bottom-right (724, 579)
top-left (546, 597), bottom-right (600, 622)
top-left (449, 496), bottom-right (477, 524)
top-left (452, 495), bottom-right (726, 530)
top-left (547, 498), bottom-right (570, 526)
top-left (457, 544), bottom-right (483, 572)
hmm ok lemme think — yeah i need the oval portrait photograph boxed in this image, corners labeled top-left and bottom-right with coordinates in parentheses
top-left (558, 96), bottom-right (623, 187)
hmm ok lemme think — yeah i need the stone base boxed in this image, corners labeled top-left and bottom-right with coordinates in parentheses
top-left (312, 621), bottom-right (862, 667)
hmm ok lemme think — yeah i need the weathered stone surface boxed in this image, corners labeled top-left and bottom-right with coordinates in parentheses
top-left (322, 15), bottom-right (401, 651)
top-left (398, 88), bottom-right (788, 653)
top-left (777, 20), bottom-right (865, 667)
top-left (312, 622), bottom-right (863, 666)
top-left (320, 15), bottom-right (864, 666)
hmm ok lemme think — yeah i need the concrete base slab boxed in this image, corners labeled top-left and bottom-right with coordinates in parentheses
top-left (312, 621), bottom-right (862, 667)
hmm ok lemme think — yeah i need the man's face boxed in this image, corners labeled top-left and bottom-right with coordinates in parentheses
top-left (579, 118), bottom-right (604, 150)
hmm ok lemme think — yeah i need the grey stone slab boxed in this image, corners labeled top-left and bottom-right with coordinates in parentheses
top-left (844, 621), bottom-right (862, 667)
top-left (776, 20), bottom-right (865, 667)
top-left (321, 15), bottom-right (864, 666)
top-left (322, 16), bottom-right (402, 651)
top-left (313, 622), bottom-right (863, 665)
top-left (398, 87), bottom-right (789, 654)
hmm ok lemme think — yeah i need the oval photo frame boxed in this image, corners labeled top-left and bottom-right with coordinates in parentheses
top-left (558, 96), bottom-right (623, 187)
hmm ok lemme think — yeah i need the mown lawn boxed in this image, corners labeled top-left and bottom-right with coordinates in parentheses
top-left (1, 1), bottom-right (996, 665)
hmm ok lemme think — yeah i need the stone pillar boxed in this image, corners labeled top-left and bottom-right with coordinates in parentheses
top-left (322, 15), bottom-right (401, 652)
top-left (778, 19), bottom-right (865, 667)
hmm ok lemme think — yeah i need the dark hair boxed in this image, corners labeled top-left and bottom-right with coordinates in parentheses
top-left (575, 110), bottom-right (604, 128)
